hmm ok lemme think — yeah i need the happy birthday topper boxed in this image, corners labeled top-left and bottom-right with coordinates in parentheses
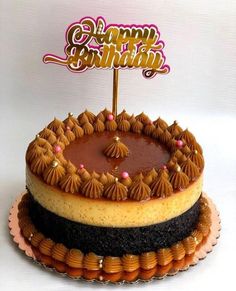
top-left (43, 16), bottom-right (170, 79)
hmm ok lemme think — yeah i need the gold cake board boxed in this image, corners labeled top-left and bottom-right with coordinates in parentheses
top-left (8, 192), bottom-right (220, 284)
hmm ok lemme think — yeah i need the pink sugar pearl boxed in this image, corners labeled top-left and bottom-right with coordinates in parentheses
top-left (176, 140), bottom-right (184, 148)
top-left (79, 164), bottom-right (84, 169)
top-left (121, 171), bottom-right (129, 179)
top-left (66, 126), bottom-right (71, 130)
top-left (107, 114), bottom-right (114, 121)
top-left (54, 145), bottom-right (62, 153)
top-left (161, 165), bottom-right (167, 170)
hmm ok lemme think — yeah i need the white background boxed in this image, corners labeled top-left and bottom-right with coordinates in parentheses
top-left (0, 0), bottom-right (236, 290)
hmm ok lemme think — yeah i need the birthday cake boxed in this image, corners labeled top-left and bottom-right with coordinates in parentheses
top-left (17, 109), bottom-right (211, 280)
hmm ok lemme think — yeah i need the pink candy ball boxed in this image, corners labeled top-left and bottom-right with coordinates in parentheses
top-left (121, 171), bottom-right (129, 179)
top-left (54, 145), bottom-right (62, 153)
top-left (161, 164), bottom-right (167, 170)
top-left (79, 164), bottom-right (84, 169)
top-left (66, 126), bottom-right (71, 130)
top-left (107, 114), bottom-right (114, 121)
top-left (176, 140), bottom-right (184, 148)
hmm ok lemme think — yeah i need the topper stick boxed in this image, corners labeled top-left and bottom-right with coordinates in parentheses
top-left (112, 68), bottom-right (119, 118)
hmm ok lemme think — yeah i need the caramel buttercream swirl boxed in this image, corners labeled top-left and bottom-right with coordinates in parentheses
top-left (135, 112), bottom-right (150, 125)
top-left (122, 254), bottom-right (140, 272)
top-left (116, 110), bottom-right (130, 122)
top-left (117, 119), bottom-right (131, 132)
top-left (167, 121), bottom-right (183, 136)
top-left (143, 168), bottom-right (158, 185)
top-left (78, 168), bottom-right (91, 181)
top-left (129, 174), bottom-right (151, 201)
top-left (31, 232), bottom-right (45, 248)
top-left (103, 257), bottom-right (123, 273)
top-left (140, 252), bottom-right (157, 270)
top-left (106, 172), bottom-right (116, 184)
top-left (153, 117), bottom-right (168, 130)
top-left (128, 114), bottom-right (136, 125)
top-left (65, 161), bottom-right (77, 174)
top-left (63, 113), bottom-right (79, 127)
top-left (181, 144), bottom-right (191, 155)
top-left (29, 136), bottom-right (53, 151)
top-left (103, 136), bottom-right (129, 158)
top-left (102, 108), bottom-right (112, 118)
top-left (26, 144), bottom-right (46, 163)
top-left (59, 172), bottom-right (81, 193)
top-left (57, 133), bottom-right (70, 146)
top-left (84, 109), bottom-right (96, 124)
top-left (97, 111), bottom-right (105, 122)
top-left (187, 150), bottom-right (204, 170)
top-left (64, 128), bottom-right (75, 142)
top-left (131, 120), bottom-right (143, 133)
top-left (64, 118), bottom-right (75, 129)
top-left (47, 133), bottom-right (57, 144)
top-left (197, 221), bottom-right (210, 237)
top-left (39, 127), bottom-right (56, 140)
top-left (81, 176), bottom-right (104, 198)
top-left (182, 236), bottom-right (197, 255)
top-left (104, 179), bottom-right (128, 201)
top-left (72, 124), bottom-right (84, 138)
top-left (180, 158), bottom-right (200, 181)
top-left (144, 123), bottom-right (155, 136)
top-left (167, 138), bottom-right (178, 152)
top-left (51, 243), bottom-right (68, 262)
top-left (22, 223), bottom-right (37, 239)
top-left (157, 168), bottom-right (169, 178)
top-left (99, 172), bottom-right (108, 185)
top-left (78, 112), bottom-right (89, 125)
top-left (150, 173), bottom-right (173, 198)
top-left (152, 126), bottom-right (163, 139)
top-left (170, 242), bottom-right (186, 260)
top-left (177, 129), bottom-right (195, 143)
top-left (121, 176), bottom-right (132, 187)
top-left (82, 122), bottom-right (94, 135)
top-left (172, 149), bottom-right (183, 160)
top-left (43, 160), bottom-right (66, 186)
top-left (105, 119), bottom-right (118, 131)
top-left (47, 117), bottom-right (65, 132)
top-left (55, 152), bottom-right (67, 166)
top-left (39, 238), bottom-right (55, 256)
top-left (159, 129), bottom-right (172, 144)
top-left (65, 249), bottom-right (84, 268)
top-left (94, 118), bottom-right (105, 132)
top-left (30, 153), bottom-right (53, 175)
top-left (156, 248), bottom-right (173, 266)
top-left (190, 230), bottom-right (203, 245)
top-left (169, 165), bottom-right (189, 190)
top-left (189, 141), bottom-right (203, 154)
top-left (83, 252), bottom-right (103, 271)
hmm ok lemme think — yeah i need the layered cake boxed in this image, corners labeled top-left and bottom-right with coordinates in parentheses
top-left (18, 109), bottom-right (211, 281)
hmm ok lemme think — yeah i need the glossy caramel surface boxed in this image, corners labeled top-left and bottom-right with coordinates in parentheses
top-left (64, 131), bottom-right (170, 176)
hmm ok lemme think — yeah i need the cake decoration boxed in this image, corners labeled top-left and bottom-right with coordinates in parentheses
top-left (81, 175), bottom-right (103, 198)
top-left (169, 165), bottom-right (189, 190)
top-left (104, 178), bottom-right (128, 201)
top-left (8, 15), bottom-right (220, 285)
top-left (103, 136), bottom-right (129, 158)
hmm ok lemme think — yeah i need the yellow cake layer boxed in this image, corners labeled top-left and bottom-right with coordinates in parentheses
top-left (26, 166), bottom-right (203, 227)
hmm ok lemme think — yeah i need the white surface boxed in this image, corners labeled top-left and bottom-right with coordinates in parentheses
top-left (0, 0), bottom-right (236, 290)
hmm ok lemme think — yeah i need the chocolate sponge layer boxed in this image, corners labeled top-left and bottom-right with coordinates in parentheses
top-left (28, 192), bottom-right (200, 257)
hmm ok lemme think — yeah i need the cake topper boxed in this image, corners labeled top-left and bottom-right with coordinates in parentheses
top-left (43, 16), bottom-right (170, 117)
